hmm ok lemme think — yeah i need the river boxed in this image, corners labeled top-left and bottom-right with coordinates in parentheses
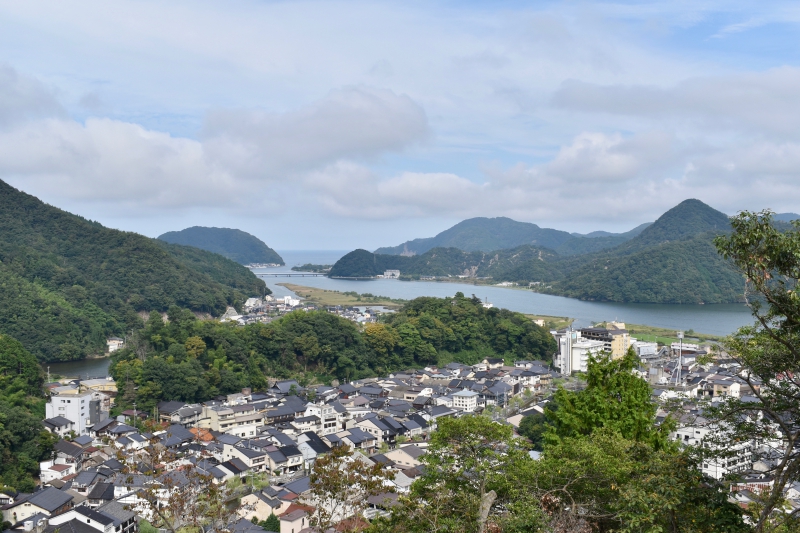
top-left (259, 250), bottom-right (754, 337)
top-left (47, 249), bottom-right (755, 378)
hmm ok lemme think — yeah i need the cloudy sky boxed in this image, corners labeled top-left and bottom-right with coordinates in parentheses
top-left (1, 1), bottom-right (799, 250)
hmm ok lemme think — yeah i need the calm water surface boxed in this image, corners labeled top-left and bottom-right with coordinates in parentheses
top-left (262, 250), bottom-right (753, 337)
top-left (47, 250), bottom-right (754, 378)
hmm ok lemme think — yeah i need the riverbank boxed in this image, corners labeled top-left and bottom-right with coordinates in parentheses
top-left (278, 283), bottom-right (407, 309)
top-left (622, 322), bottom-right (724, 345)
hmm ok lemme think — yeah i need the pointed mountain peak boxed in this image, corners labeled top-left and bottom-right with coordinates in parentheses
top-left (633, 199), bottom-right (730, 246)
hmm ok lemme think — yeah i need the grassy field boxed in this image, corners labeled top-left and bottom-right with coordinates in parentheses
top-left (525, 314), bottom-right (574, 330)
top-left (278, 283), bottom-right (406, 309)
top-left (614, 322), bottom-right (724, 345)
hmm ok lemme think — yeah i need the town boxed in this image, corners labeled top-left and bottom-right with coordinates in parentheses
top-left (5, 316), bottom-right (792, 533)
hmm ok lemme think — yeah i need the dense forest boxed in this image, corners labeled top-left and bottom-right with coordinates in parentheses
top-left (0, 335), bottom-right (57, 492)
top-left (158, 226), bottom-right (284, 265)
top-left (0, 180), bottom-right (267, 362)
top-left (331, 199), bottom-right (745, 304)
top-left (109, 294), bottom-right (556, 412)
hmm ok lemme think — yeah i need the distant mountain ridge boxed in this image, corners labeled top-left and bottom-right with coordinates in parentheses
top-left (0, 180), bottom-right (267, 362)
top-left (331, 199), bottom-right (744, 304)
top-left (374, 217), bottom-right (574, 255)
top-left (158, 227), bottom-right (284, 265)
top-left (375, 216), bottom-right (653, 258)
top-left (774, 213), bottom-right (800, 222)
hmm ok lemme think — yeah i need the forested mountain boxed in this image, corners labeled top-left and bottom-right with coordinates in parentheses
top-left (328, 246), bottom-right (561, 281)
top-left (374, 217), bottom-right (574, 255)
top-left (375, 216), bottom-right (651, 257)
top-left (556, 222), bottom-right (652, 256)
top-left (0, 180), bottom-right (267, 362)
top-left (158, 226), bottom-right (284, 265)
top-left (110, 295), bottom-right (556, 411)
top-left (0, 335), bottom-right (56, 491)
top-left (331, 199), bottom-right (743, 304)
top-left (618, 199), bottom-right (730, 251)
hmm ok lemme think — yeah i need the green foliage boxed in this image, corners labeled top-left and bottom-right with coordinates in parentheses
top-left (372, 416), bottom-right (538, 533)
top-left (382, 293), bottom-right (557, 367)
top-left (111, 296), bottom-right (555, 410)
top-left (260, 514), bottom-right (280, 532)
top-left (0, 179), bottom-right (267, 361)
top-left (158, 226), bottom-right (284, 265)
top-left (546, 349), bottom-right (675, 450)
top-left (708, 210), bottom-right (800, 532)
top-left (529, 429), bottom-right (748, 532)
top-left (517, 412), bottom-right (548, 451)
top-left (290, 264), bottom-right (332, 273)
top-left (0, 335), bottom-right (55, 491)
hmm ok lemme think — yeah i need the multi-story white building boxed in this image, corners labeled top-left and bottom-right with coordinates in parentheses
top-left (554, 330), bottom-right (605, 374)
top-left (305, 403), bottom-right (338, 435)
top-left (672, 417), bottom-right (754, 480)
top-left (46, 389), bottom-right (103, 435)
top-left (452, 389), bottom-right (479, 413)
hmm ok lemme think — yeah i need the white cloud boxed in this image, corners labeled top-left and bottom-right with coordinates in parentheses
top-left (0, 117), bottom-right (236, 208)
top-left (0, 72), bottom-right (428, 210)
top-left (202, 86), bottom-right (428, 179)
top-left (552, 67), bottom-right (800, 137)
top-left (2, 2), bottom-right (800, 243)
top-left (0, 64), bottom-right (64, 127)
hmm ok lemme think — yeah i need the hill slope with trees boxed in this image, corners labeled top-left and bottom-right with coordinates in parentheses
top-left (110, 294), bottom-right (557, 411)
top-left (0, 180), bottom-right (267, 362)
top-left (331, 199), bottom-right (742, 304)
top-left (0, 335), bottom-right (56, 492)
top-left (158, 226), bottom-right (284, 265)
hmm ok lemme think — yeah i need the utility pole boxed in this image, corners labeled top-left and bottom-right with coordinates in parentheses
top-left (675, 331), bottom-right (684, 388)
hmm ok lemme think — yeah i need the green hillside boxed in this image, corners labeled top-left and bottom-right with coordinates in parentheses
top-left (331, 199), bottom-right (745, 304)
top-left (109, 294), bottom-right (557, 412)
top-left (329, 245), bottom-right (562, 280)
top-left (549, 235), bottom-right (743, 303)
top-left (621, 199), bottom-right (730, 251)
top-left (374, 216), bottom-right (574, 255)
top-left (556, 222), bottom-right (652, 256)
top-left (0, 180), bottom-right (268, 362)
top-left (158, 226), bottom-right (284, 265)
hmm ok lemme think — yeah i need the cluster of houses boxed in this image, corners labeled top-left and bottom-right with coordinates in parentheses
top-left (12, 357), bottom-right (555, 533)
top-left (552, 323), bottom-right (800, 513)
top-left (218, 297), bottom-right (389, 328)
top-left (19, 315), bottom-right (795, 530)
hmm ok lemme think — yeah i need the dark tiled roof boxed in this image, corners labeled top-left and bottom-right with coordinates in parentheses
top-left (54, 440), bottom-right (83, 458)
top-left (27, 487), bottom-right (73, 512)
top-left (43, 416), bottom-right (74, 428)
top-left (282, 476), bottom-right (310, 495)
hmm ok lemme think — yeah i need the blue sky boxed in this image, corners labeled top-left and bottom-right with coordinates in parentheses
top-left (0, 1), bottom-right (799, 250)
